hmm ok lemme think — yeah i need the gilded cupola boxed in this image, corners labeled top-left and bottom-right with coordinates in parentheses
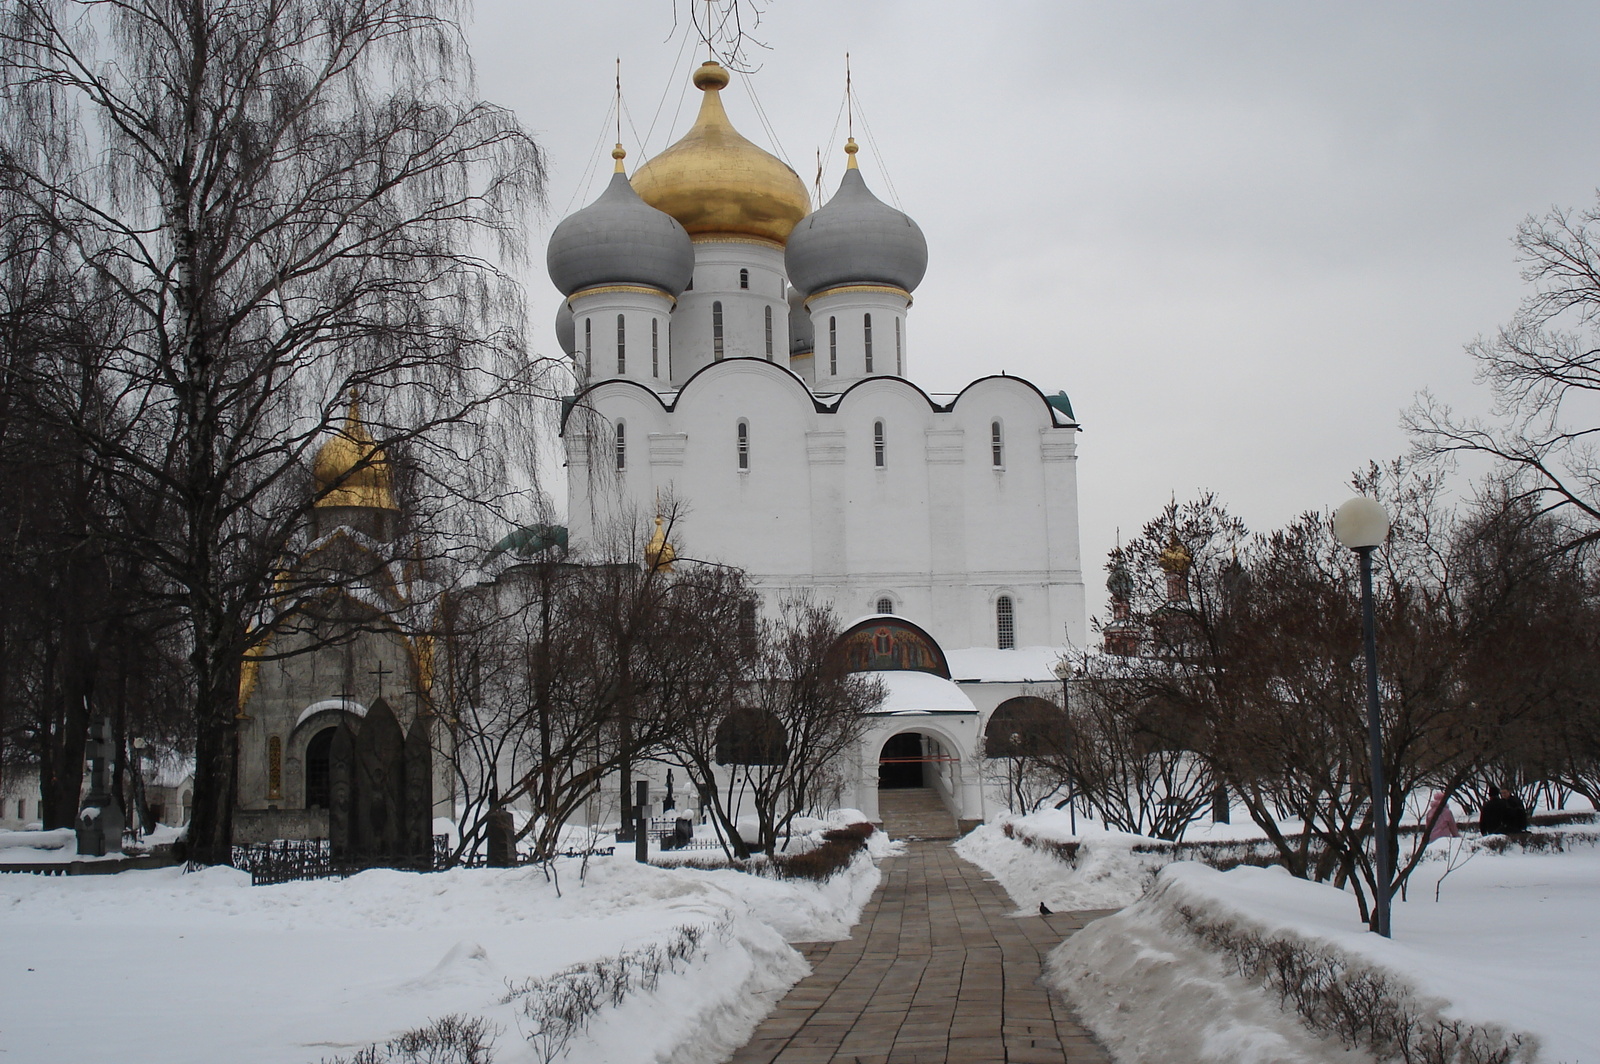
top-left (629, 61), bottom-right (811, 246)
top-left (313, 395), bottom-right (398, 511)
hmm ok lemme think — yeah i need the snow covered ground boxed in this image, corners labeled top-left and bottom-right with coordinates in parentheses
top-left (0, 828), bottom-right (886, 1064)
top-left (963, 810), bottom-right (1600, 1064)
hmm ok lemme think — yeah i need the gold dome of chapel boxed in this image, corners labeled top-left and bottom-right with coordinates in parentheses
top-left (313, 395), bottom-right (398, 511)
top-left (630, 61), bottom-right (810, 246)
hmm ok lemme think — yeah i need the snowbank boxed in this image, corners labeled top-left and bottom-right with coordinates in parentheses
top-left (1050, 857), bottom-right (1600, 1064)
top-left (0, 845), bottom-right (881, 1063)
top-left (955, 815), bottom-right (1164, 911)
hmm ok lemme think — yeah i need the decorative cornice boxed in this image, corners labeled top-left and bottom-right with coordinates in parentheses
top-left (568, 284), bottom-right (677, 305)
top-left (690, 233), bottom-right (787, 251)
top-left (804, 284), bottom-right (912, 308)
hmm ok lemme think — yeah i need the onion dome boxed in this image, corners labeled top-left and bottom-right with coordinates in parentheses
top-left (1106, 559), bottom-right (1134, 601)
top-left (1158, 533), bottom-right (1193, 575)
top-left (313, 395), bottom-right (397, 511)
top-left (785, 139), bottom-right (928, 298)
top-left (630, 62), bottom-right (810, 245)
top-left (547, 145), bottom-right (694, 297)
top-left (555, 301), bottom-right (576, 356)
top-left (644, 514), bottom-right (676, 572)
top-left (787, 286), bottom-right (813, 355)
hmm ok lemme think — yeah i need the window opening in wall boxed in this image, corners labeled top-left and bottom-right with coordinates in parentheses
top-left (996, 595), bottom-right (1015, 649)
top-left (864, 312), bottom-right (874, 372)
top-left (583, 317), bottom-right (592, 377)
top-left (876, 596), bottom-right (894, 615)
top-left (651, 319), bottom-right (660, 377)
top-left (895, 318), bottom-right (903, 375)
top-left (738, 600), bottom-right (757, 646)
top-left (873, 420), bottom-right (886, 468)
top-left (616, 313), bottom-right (626, 375)
top-left (739, 268), bottom-right (749, 289)
top-left (764, 305), bottom-right (774, 359)
top-left (828, 316), bottom-right (838, 374)
top-left (992, 420), bottom-right (1004, 467)
top-left (737, 420), bottom-right (749, 470)
top-left (713, 301), bottom-right (724, 360)
top-left (615, 421), bottom-right (626, 470)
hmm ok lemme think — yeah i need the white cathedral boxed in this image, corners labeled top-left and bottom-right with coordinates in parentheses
top-left (549, 60), bottom-right (1086, 829)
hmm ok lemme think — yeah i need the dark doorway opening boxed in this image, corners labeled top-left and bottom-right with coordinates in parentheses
top-left (305, 726), bottom-right (337, 808)
top-left (878, 732), bottom-right (927, 789)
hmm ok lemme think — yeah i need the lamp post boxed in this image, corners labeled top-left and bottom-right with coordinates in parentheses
top-left (1333, 496), bottom-right (1392, 938)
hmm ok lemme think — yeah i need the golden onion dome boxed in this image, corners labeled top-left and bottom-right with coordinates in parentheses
top-left (313, 395), bottom-right (398, 511)
top-left (630, 61), bottom-right (810, 246)
top-left (644, 514), bottom-right (676, 572)
top-left (1158, 533), bottom-right (1193, 575)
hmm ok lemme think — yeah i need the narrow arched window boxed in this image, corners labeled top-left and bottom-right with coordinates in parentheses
top-left (873, 420), bottom-right (886, 468)
top-left (876, 596), bottom-right (894, 615)
top-left (583, 317), bottom-right (592, 377)
top-left (829, 316), bottom-right (838, 375)
top-left (764, 305), bottom-right (774, 359)
top-left (739, 268), bottom-right (750, 290)
top-left (737, 420), bottom-right (749, 470)
top-left (895, 318), bottom-right (903, 375)
top-left (991, 420), bottom-right (1004, 468)
top-left (614, 421), bottom-right (626, 471)
top-left (713, 301), bottom-right (725, 360)
top-left (864, 313), bottom-right (874, 373)
top-left (651, 318), bottom-right (660, 378)
top-left (616, 313), bottom-right (626, 375)
top-left (996, 595), bottom-right (1015, 650)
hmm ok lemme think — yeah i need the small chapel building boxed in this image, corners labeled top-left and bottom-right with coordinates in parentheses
top-left (549, 61), bottom-right (1087, 828)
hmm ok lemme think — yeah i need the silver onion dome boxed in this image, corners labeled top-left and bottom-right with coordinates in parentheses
top-left (785, 142), bottom-right (928, 298)
top-left (546, 150), bottom-right (695, 298)
top-left (554, 301), bottom-right (576, 356)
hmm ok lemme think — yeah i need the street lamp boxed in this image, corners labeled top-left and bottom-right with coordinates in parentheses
top-left (1333, 496), bottom-right (1392, 938)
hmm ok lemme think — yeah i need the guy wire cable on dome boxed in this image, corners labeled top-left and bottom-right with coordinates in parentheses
top-left (733, 69), bottom-right (794, 171)
top-left (639, 24), bottom-right (695, 158)
top-left (561, 94), bottom-right (618, 217)
top-left (850, 86), bottom-right (905, 211)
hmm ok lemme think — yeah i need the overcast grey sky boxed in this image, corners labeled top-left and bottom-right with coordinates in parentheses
top-left (465, 1), bottom-right (1600, 627)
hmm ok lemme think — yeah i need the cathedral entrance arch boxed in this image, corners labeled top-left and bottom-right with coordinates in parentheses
top-left (305, 726), bottom-right (338, 808)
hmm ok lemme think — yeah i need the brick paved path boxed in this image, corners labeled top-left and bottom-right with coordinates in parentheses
top-left (728, 841), bottom-right (1116, 1064)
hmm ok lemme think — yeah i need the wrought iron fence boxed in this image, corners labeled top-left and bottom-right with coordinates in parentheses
top-left (231, 835), bottom-right (450, 886)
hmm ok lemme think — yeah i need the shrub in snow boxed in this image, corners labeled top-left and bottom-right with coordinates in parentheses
top-left (320, 1013), bottom-right (497, 1064)
top-left (502, 921), bottom-right (716, 1064)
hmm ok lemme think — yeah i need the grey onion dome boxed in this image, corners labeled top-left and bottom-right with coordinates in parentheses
top-left (784, 148), bottom-right (928, 298)
top-left (546, 163), bottom-right (694, 297)
top-left (554, 301), bottom-right (576, 356)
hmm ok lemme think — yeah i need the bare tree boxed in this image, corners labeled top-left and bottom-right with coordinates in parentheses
top-left (0, 0), bottom-right (545, 862)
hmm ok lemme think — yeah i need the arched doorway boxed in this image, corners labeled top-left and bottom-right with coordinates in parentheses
top-left (879, 732), bottom-right (928, 788)
top-left (304, 726), bottom-right (338, 808)
top-left (875, 730), bottom-right (962, 839)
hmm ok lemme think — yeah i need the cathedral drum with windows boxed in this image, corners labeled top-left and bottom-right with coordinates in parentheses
top-left (552, 61), bottom-right (1086, 827)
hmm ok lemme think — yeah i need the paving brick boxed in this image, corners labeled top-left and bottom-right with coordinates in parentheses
top-left (725, 841), bottom-right (1114, 1063)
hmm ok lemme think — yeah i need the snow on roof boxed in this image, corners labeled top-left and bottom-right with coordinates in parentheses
top-left (945, 645), bottom-right (1068, 683)
top-left (867, 670), bottom-right (978, 714)
top-left (294, 698), bottom-right (368, 730)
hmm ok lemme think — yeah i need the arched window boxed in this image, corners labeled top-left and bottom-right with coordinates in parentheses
top-left (873, 420), bottom-right (886, 468)
top-left (996, 595), bottom-right (1015, 649)
top-left (651, 318), bottom-right (660, 378)
top-left (876, 596), bottom-right (894, 615)
top-left (712, 301), bottom-right (724, 360)
top-left (614, 421), bottom-right (626, 471)
top-left (829, 316), bottom-right (838, 375)
top-left (616, 313), bottom-right (626, 375)
top-left (991, 420), bottom-right (1004, 468)
top-left (737, 420), bottom-right (749, 470)
top-left (305, 727), bottom-right (337, 808)
top-left (864, 312), bottom-right (874, 372)
top-left (764, 305), bottom-right (774, 359)
top-left (583, 317), bottom-right (592, 377)
top-left (738, 600), bottom-right (758, 647)
top-left (739, 267), bottom-right (750, 290)
top-left (895, 318), bottom-right (903, 375)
